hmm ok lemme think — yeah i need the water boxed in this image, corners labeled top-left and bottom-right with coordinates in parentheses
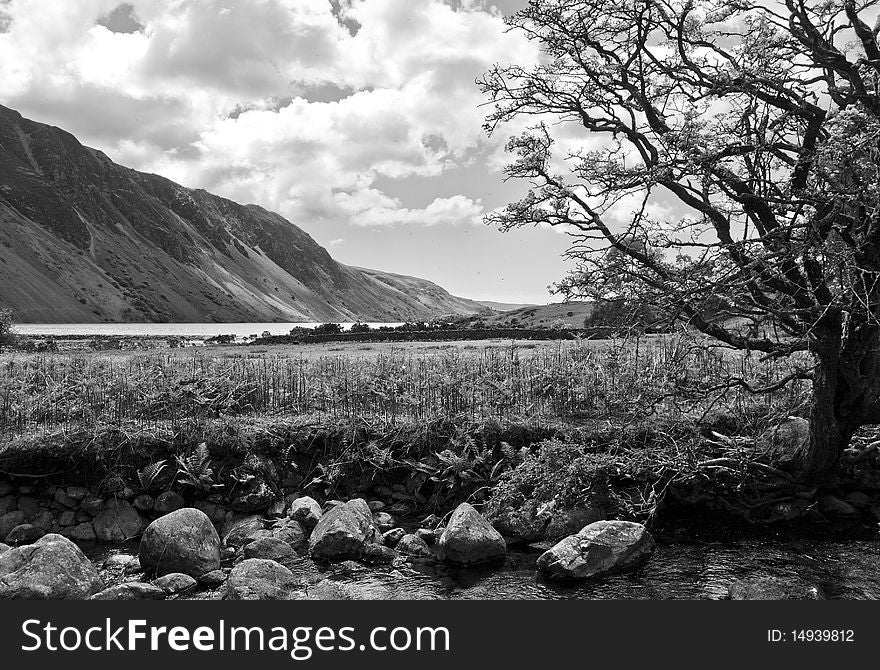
top-left (15, 323), bottom-right (405, 338)
top-left (89, 522), bottom-right (880, 600)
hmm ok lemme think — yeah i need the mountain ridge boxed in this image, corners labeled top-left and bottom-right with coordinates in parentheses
top-left (0, 104), bottom-right (486, 323)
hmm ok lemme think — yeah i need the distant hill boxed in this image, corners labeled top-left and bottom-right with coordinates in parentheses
top-left (0, 104), bottom-right (487, 323)
top-left (475, 300), bottom-right (538, 312)
top-left (452, 301), bottom-right (595, 329)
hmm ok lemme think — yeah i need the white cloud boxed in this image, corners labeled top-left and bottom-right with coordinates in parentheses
top-left (0, 0), bottom-right (539, 231)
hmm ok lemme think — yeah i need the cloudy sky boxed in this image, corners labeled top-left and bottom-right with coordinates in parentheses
top-left (0, 0), bottom-right (579, 305)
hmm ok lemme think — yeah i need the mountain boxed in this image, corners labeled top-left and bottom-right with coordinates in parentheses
top-left (0, 104), bottom-right (488, 323)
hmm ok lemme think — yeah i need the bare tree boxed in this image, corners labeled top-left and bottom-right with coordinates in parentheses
top-left (480, 0), bottom-right (880, 484)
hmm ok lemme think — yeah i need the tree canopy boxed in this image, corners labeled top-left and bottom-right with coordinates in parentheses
top-left (481, 0), bottom-right (880, 480)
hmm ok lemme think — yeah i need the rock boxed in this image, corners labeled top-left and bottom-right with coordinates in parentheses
top-left (193, 500), bottom-right (226, 524)
top-left (415, 528), bottom-right (437, 545)
top-left (819, 494), bottom-right (858, 517)
top-left (271, 519), bottom-right (308, 554)
top-left (30, 511), bottom-right (55, 532)
top-left (438, 503), bottom-right (506, 566)
top-left (0, 511), bottom-right (26, 540)
top-left (222, 515), bottom-right (267, 548)
top-left (103, 554), bottom-right (141, 573)
top-left (63, 522), bottom-right (96, 543)
top-left (154, 491), bottom-right (185, 514)
top-left (0, 495), bottom-right (14, 516)
top-left (133, 494), bottom-right (154, 512)
top-left (759, 417), bottom-right (809, 467)
top-left (0, 482), bottom-right (11, 496)
top-left (546, 507), bottom-right (606, 540)
top-left (225, 559), bottom-right (298, 600)
top-left (93, 499), bottom-right (144, 542)
top-left (153, 572), bottom-right (197, 594)
top-left (17, 496), bottom-right (39, 520)
top-left (79, 495), bottom-right (104, 516)
top-left (368, 500), bottom-right (386, 512)
top-left (139, 508), bottom-right (220, 578)
top-left (373, 512), bottom-right (395, 531)
top-left (420, 513), bottom-right (441, 529)
top-left (309, 499), bottom-right (379, 562)
top-left (66, 486), bottom-right (89, 501)
top-left (537, 520), bottom-right (655, 581)
top-left (0, 543), bottom-right (9, 554)
top-left (0, 534), bottom-right (104, 599)
top-left (230, 481), bottom-right (274, 513)
top-left (289, 496), bottom-right (322, 530)
top-left (396, 534), bottom-right (433, 558)
top-left (5, 524), bottom-right (45, 545)
top-left (17, 485), bottom-right (34, 495)
top-left (54, 488), bottom-right (78, 508)
top-left (382, 528), bottom-right (406, 548)
top-left (728, 576), bottom-right (825, 600)
top-left (58, 511), bottom-right (77, 527)
top-left (198, 569), bottom-right (227, 587)
top-left (90, 583), bottom-right (166, 600)
top-left (243, 537), bottom-right (296, 562)
top-left (845, 491), bottom-right (873, 509)
top-left (360, 543), bottom-right (397, 565)
top-left (267, 500), bottom-right (288, 517)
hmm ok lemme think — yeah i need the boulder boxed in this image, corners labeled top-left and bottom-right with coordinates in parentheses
top-left (289, 496), bottom-right (322, 530)
top-left (360, 543), bottom-right (397, 565)
top-left (221, 515), bottom-right (267, 548)
top-left (138, 508), bottom-right (220, 578)
top-left (103, 554), bottom-right (141, 573)
top-left (79, 495), bottom-right (104, 516)
top-left (0, 511), bottom-right (26, 541)
top-left (309, 499), bottom-right (379, 562)
top-left (63, 522), bottom-right (97, 543)
top-left (93, 500), bottom-right (144, 542)
top-left (0, 495), bottom-right (14, 516)
top-left (132, 494), bottom-right (154, 512)
top-left (243, 537), bottom-right (296, 563)
top-left (382, 528), bottom-right (406, 548)
top-left (30, 511), bottom-right (55, 533)
top-left (230, 481), bottom-right (274, 513)
top-left (90, 583), bottom-right (166, 600)
top-left (225, 559), bottom-right (298, 600)
top-left (537, 520), bottom-right (655, 581)
top-left (54, 488), bottom-right (78, 508)
top-left (154, 491), bottom-right (185, 514)
top-left (0, 534), bottom-right (104, 599)
top-left (728, 576), bottom-right (825, 600)
top-left (367, 500), bottom-right (386, 512)
top-left (198, 569), bottom-right (227, 587)
top-left (0, 543), bottom-right (9, 555)
top-left (5, 524), bottom-right (45, 545)
top-left (415, 528), bottom-right (437, 545)
top-left (759, 417), bottom-right (809, 467)
top-left (438, 503), bottom-right (506, 566)
top-left (153, 572), bottom-right (197, 594)
top-left (58, 511), bottom-right (77, 527)
top-left (396, 534), bottom-right (433, 558)
top-left (17, 496), bottom-right (39, 520)
top-left (373, 512), bottom-right (395, 531)
top-left (271, 519), bottom-right (308, 554)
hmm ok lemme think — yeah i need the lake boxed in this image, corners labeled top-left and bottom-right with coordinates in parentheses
top-left (16, 323), bottom-right (405, 338)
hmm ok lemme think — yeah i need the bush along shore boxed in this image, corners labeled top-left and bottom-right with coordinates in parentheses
top-left (2, 412), bottom-right (880, 600)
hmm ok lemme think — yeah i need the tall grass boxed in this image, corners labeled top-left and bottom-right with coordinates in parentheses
top-left (0, 335), bottom-right (812, 436)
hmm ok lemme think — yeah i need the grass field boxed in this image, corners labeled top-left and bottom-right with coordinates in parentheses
top-left (0, 335), bottom-right (810, 434)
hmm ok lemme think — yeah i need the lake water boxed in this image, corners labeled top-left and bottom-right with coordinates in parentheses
top-left (16, 323), bottom-right (404, 338)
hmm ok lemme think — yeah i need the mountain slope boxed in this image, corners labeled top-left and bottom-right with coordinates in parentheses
top-left (0, 104), bottom-right (487, 323)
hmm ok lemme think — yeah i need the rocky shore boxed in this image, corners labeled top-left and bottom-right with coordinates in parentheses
top-left (0, 474), bottom-right (659, 600)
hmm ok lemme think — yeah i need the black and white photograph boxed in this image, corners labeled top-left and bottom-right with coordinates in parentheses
top-left (0, 0), bottom-right (879, 656)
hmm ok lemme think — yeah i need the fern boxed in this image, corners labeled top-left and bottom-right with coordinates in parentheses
top-left (176, 442), bottom-right (218, 492)
top-left (137, 460), bottom-right (167, 491)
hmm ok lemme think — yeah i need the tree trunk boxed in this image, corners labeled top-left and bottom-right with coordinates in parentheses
top-left (793, 320), bottom-right (880, 485)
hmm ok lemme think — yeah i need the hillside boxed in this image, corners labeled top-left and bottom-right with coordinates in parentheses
top-left (452, 301), bottom-right (595, 329)
top-left (0, 104), bottom-right (487, 323)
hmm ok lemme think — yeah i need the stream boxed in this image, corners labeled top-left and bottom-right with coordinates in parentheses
top-left (83, 519), bottom-right (880, 600)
